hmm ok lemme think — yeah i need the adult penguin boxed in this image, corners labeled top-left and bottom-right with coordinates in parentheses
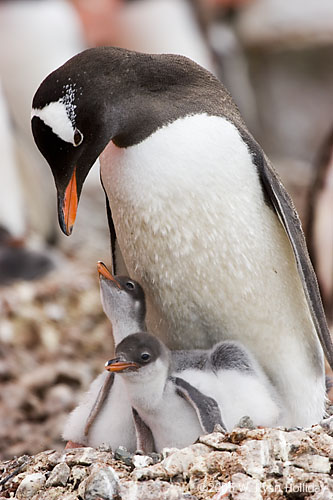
top-left (31, 47), bottom-right (333, 427)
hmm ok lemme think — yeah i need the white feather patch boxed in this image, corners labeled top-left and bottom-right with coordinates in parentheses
top-left (32, 100), bottom-right (75, 144)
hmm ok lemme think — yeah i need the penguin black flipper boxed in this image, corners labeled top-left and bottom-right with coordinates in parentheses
top-left (173, 376), bottom-right (226, 433)
top-left (132, 408), bottom-right (156, 453)
top-left (101, 177), bottom-right (129, 275)
top-left (84, 372), bottom-right (114, 437)
top-left (242, 132), bottom-right (333, 369)
top-left (101, 178), bottom-right (117, 274)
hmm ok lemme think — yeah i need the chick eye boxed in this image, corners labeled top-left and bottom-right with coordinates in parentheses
top-left (141, 352), bottom-right (150, 362)
top-left (126, 281), bottom-right (135, 290)
top-left (73, 128), bottom-right (83, 146)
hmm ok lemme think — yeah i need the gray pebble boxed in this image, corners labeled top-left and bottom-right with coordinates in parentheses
top-left (16, 473), bottom-right (46, 499)
top-left (71, 465), bottom-right (88, 488)
top-left (148, 452), bottom-right (162, 464)
top-left (114, 446), bottom-right (133, 466)
top-left (237, 415), bottom-right (255, 429)
top-left (46, 463), bottom-right (70, 487)
top-left (83, 465), bottom-right (120, 500)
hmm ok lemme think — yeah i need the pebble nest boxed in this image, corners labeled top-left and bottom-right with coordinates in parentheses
top-left (1, 420), bottom-right (333, 499)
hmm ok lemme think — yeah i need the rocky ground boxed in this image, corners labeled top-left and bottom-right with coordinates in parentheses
top-left (0, 418), bottom-right (333, 499)
top-left (0, 256), bottom-right (112, 461)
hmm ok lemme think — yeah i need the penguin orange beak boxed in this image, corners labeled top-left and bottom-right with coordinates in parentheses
top-left (97, 261), bottom-right (122, 289)
top-left (61, 168), bottom-right (78, 236)
top-left (105, 358), bottom-right (139, 372)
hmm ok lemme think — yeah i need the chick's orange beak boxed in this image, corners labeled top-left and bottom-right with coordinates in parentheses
top-left (62, 168), bottom-right (78, 235)
top-left (105, 359), bottom-right (139, 372)
top-left (97, 261), bottom-right (122, 288)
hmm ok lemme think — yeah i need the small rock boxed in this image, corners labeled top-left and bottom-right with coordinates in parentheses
top-left (31, 488), bottom-right (77, 500)
top-left (189, 450), bottom-right (240, 484)
top-left (161, 447), bottom-right (180, 460)
top-left (228, 427), bottom-right (253, 444)
top-left (199, 432), bottom-right (239, 451)
top-left (286, 430), bottom-right (317, 457)
top-left (47, 451), bottom-right (65, 467)
top-left (238, 439), bottom-right (271, 480)
top-left (291, 454), bottom-right (330, 474)
top-left (320, 415), bottom-right (333, 436)
top-left (237, 416), bottom-right (255, 430)
top-left (148, 452), bottom-right (162, 464)
top-left (114, 446), bottom-right (133, 466)
top-left (212, 482), bottom-right (232, 500)
top-left (281, 467), bottom-right (333, 497)
top-left (83, 465), bottom-right (120, 500)
top-left (16, 472), bottom-right (46, 499)
top-left (161, 443), bottom-right (211, 477)
top-left (309, 425), bottom-right (333, 458)
top-left (131, 454), bottom-right (153, 468)
top-left (131, 463), bottom-right (167, 481)
top-left (97, 443), bottom-right (113, 453)
top-left (70, 465), bottom-right (88, 488)
top-left (230, 473), bottom-right (263, 500)
top-left (64, 447), bottom-right (105, 466)
top-left (213, 423), bottom-right (226, 433)
top-left (120, 479), bottom-right (186, 500)
top-left (46, 463), bottom-right (70, 487)
top-left (187, 456), bottom-right (208, 478)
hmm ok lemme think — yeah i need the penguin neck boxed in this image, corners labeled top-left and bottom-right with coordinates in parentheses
top-left (122, 358), bottom-right (170, 412)
top-left (110, 316), bottom-right (146, 346)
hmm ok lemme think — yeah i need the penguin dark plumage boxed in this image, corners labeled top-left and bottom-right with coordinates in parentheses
top-left (31, 47), bottom-right (333, 426)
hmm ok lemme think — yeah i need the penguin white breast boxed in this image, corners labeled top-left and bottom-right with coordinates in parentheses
top-left (100, 113), bottom-right (313, 357)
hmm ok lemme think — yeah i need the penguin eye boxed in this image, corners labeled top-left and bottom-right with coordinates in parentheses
top-left (73, 128), bottom-right (83, 146)
top-left (126, 281), bottom-right (135, 290)
top-left (141, 352), bottom-right (150, 362)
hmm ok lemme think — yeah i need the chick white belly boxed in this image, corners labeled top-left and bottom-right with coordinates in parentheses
top-left (132, 384), bottom-right (203, 452)
top-left (101, 114), bottom-right (324, 425)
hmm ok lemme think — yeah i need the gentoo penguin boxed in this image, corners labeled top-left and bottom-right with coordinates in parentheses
top-left (106, 332), bottom-right (281, 451)
top-left (62, 262), bottom-right (146, 449)
top-left (105, 332), bottom-right (224, 452)
top-left (31, 47), bottom-right (333, 427)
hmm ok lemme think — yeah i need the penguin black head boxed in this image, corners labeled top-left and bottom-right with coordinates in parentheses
top-left (31, 48), bottom-right (126, 235)
top-left (31, 47), bottom-right (234, 236)
top-left (105, 333), bottom-right (169, 374)
top-left (97, 261), bottom-right (146, 329)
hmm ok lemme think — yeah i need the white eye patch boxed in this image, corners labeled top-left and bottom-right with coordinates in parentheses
top-left (32, 100), bottom-right (77, 145)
